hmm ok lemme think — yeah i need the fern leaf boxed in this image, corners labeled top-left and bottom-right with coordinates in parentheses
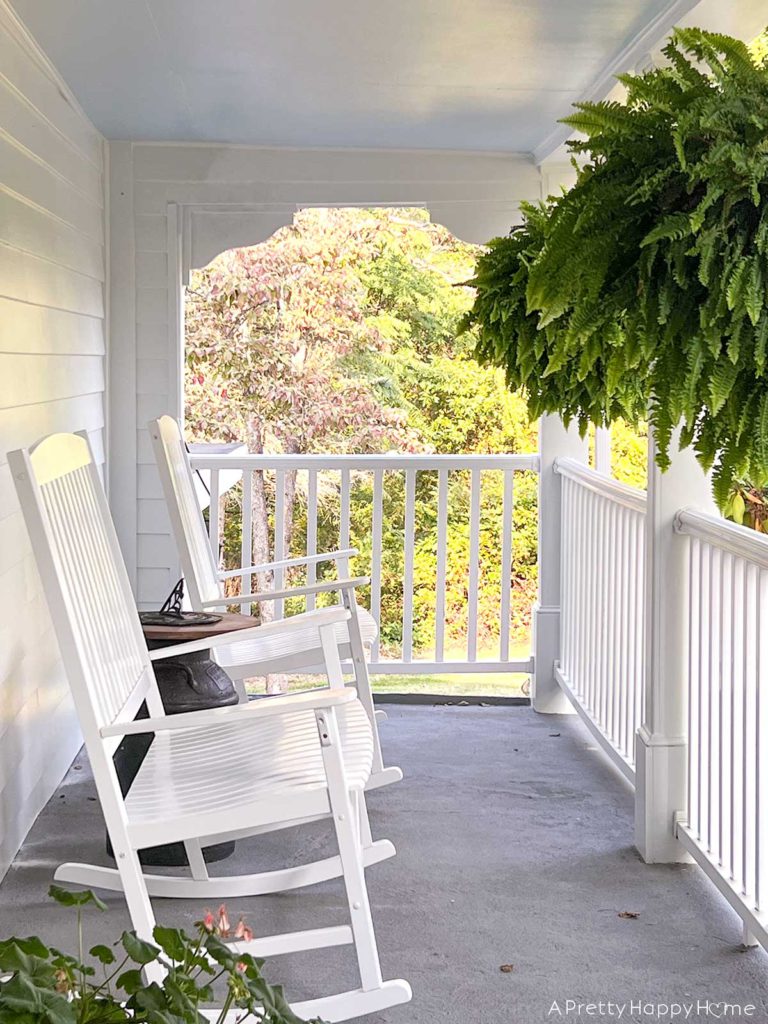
top-left (641, 213), bottom-right (691, 247)
top-left (709, 358), bottom-right (739, 415)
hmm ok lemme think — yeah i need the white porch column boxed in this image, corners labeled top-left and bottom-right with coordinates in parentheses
top-left (532, 414), bottom-right (589, 713)
top-left (635, 426), bottom-right (716, 862)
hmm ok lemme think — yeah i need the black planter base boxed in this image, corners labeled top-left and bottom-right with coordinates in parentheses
top-left (108, 641), bottom-right (240, 867)
top-left (107, 834), bottom-right (235, 867)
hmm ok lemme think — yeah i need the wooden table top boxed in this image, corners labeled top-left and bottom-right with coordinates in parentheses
top-left (141, 612), bottom-right (256, 642)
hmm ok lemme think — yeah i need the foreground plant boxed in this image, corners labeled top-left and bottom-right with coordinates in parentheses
top-left (466, 27), bottom-right (768, 507)
top-left (0, 886), bottom-right (321, 1024)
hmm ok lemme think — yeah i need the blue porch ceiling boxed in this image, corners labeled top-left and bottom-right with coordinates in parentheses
top-left (9, 0), bottom-right (765, 153)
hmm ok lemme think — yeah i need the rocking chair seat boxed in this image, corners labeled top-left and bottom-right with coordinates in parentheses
top-left (215, 606), bottom-right (378, 678)
top-left (124, 698), bottom-right (374, 847)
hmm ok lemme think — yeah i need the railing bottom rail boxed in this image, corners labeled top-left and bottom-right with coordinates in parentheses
top-left (675, 817), bottom-right (764, 948)
top-left (554, 664), bottom-right (636, 785)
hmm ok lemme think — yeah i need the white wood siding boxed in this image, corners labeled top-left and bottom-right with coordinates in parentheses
top-left (0, 1), bottom-right (105, 880)
top-left (108, 140), bottom-right (541, 605)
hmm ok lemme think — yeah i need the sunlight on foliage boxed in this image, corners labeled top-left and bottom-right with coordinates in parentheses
top-left (185, 208), bottom-right (538, 666)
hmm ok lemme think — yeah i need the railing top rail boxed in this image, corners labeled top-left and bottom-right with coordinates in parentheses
top-left (675, 506), bottom-right (768, 570)
top-left (189, 453), bottom-right (540, 473)
top-left (554, 456), bottom-right (647, 514)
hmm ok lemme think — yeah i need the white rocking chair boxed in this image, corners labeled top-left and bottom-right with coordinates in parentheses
top-left (149, 415), bottom-right (400, 791)
top-left (10, 432), bottom-right (411, 1022)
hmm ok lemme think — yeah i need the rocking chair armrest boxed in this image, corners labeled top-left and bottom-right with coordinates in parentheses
top-left (218, 548), bottom-right (358, 580)
top-left (100, 686), bottom-right (356, 739)
top-left (201, 576), bottom-right (369, 609)
top-left (147, 606), bottom-right (350, 661)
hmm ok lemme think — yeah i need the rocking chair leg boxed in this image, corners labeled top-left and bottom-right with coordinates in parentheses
top-left (184, 839), bottom-right (209, 881)
top-left (354, 790), bottom-right (373, 849)
top-left (342, 590), bottom-right (385, 775)
top-left (232, 677), bottom-right (249, 704)
top-left (317, 710), bottom-right (383, 992)
top-left (114, 844), bottom-right (165, 986)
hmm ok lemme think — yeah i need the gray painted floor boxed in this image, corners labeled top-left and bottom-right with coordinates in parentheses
top-left (2, 705), bottom-right (768, 1023)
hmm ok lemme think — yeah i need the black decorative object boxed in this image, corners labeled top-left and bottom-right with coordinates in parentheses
top-left (139, 610), bottom-right (222, 628)
top-left (137, 578), bottom-right (222, 628)
top-left (160, 576), bottom-right (185, 615)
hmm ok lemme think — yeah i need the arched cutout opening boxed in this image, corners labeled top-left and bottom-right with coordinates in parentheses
top-left (182, 207), bottom-right (538, 699)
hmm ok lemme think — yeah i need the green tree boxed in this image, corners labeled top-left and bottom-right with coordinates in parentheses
top-left (185, 207), bottom-right (539, 683)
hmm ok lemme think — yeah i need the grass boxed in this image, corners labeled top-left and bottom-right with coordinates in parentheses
top-left (369, 671), bottom-right (529, 698)
top-left (248, 640), bottom-right (532, 699)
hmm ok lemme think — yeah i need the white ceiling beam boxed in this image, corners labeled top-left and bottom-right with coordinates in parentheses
top-left (533, 0), bottom-right (700, 165)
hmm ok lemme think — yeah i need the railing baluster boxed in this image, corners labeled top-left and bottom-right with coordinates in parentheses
top-left (719, 552), bottom-right (734, 868)
top-left (607, 501), bottom-right (618, 742)
top-left (241, 469), bottom-right (253, 600)
top-left (629, 511), bottom-right (640, 761)
top-left (339, 467), bottom-right (351, 579)
top-left (692, 536), bottom-right (704, 839)
top-left (274, 469), bottom-right (285, 620)
top-left (636, 510), bottom-right (646, 752)
top-left (435, 468), bottom-right (448, 663)
top-left (402, 469), bottom-right (416, 663)
top-left (371, 469), bottom-right (383, 663)
top-left (306, 469), bottom-right (318, 612)
top-left (745, 561), bottom-right (753, 897)
top-left (616, 508), bottom-right (627, 759)
top-left (576, 484), bottom-right (587, 702)
top-left (500, 469), bottom-right (514, 664)
top-left (730, 556), bottom-right (741, 881)
top-left (209, 469), bottom-right (221, 567)
top-left (467, 468), bottom-right (481, 662)
top-left (756, 569), bottom-right (766, 911)
top-left (560, 476), bottom-right (571, 675)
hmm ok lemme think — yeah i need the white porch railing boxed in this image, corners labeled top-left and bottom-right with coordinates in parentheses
top-left (674, 507), bottom-right (768, 946)
top-left (553, 457), bottom-right (647, 781)
top-left (189, 452), bottom-right (538, 676)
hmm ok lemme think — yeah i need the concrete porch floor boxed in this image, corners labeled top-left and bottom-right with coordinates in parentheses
top-left (2, 705), bottom-right (767, 1023)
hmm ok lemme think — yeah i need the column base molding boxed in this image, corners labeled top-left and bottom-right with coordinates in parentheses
top-left (634, 728), bottom-right (691, 864)
top-left (531, 603), bottom-right (574, 715)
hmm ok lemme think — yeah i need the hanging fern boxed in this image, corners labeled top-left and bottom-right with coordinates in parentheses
top-left (464, 27), bottom-right (768, 507)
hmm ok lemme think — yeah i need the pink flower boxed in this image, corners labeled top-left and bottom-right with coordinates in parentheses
top-left (202, 910), bottom-right (216, 932)
top-left (217, 904), bottom-right (231, 936)
top-left (234, 918), bottom-right (254, 942)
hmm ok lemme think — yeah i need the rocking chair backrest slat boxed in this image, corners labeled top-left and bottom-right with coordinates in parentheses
top-left (149, 416), bottom-right (222, 605)
top-left (10, 433), bottom-right (154, 733)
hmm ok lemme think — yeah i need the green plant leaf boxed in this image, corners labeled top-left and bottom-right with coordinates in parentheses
top-left (116, 968), bottom-right (144, 994)
top-left (152, 927), bottom-right (188, 964)
top-left (48, 886), bottom-right (107, 911)
top-left (89, 944), bottom-right (115, 965)
top-left (121, 931), bottom-right (159, 966)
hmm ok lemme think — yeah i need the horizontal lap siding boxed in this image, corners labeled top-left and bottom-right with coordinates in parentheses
top-left (126, 141), bottom-right (540, 607)
top-left (0, 5), bottom-right (105, 880)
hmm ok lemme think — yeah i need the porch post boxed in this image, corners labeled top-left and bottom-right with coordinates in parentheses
top-left (532, 414), bottom-right (588, 713)
top-left (635, 426), bottom-right (716, 862)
